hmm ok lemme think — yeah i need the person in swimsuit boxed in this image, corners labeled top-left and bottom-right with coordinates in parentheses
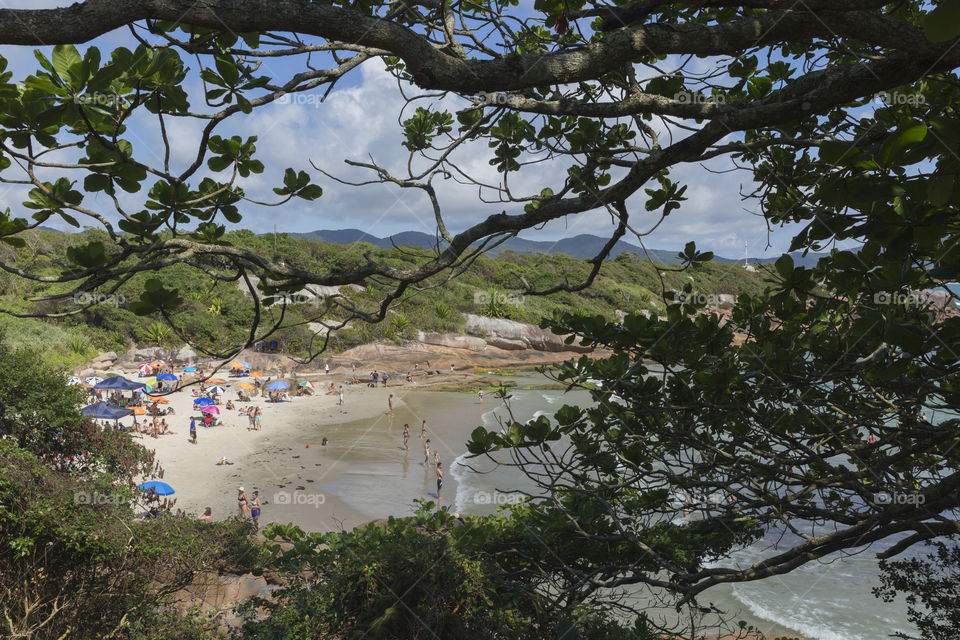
top-left (478, 389), bottom-right (484, 402)
top-left (402, 424), bottom-right (409, 451)
top-left (388, 394), bottom-right (394, 416)
top-left (420, 420), bottom-right (427, 439)
top-left (189, 417), bottom-right (197, 444)
top-left (255, 407), bottom-right (262, 431)
top-left (424, 438), bottom-right (431, 466)
top-left (321, 437), bottom-right (328, 447)
top-left (434, 450), bottom-right (440, 468)
top-left (237, 487), bottom-right (248, 519)
top-left (338, 386), bottom-right (344, 405)
top-left (436, 462), bottom-right (443, 501)
top-left (249, 491), bottom-right (261, 529)
top-left (198, 506), bottom-right (213, 522)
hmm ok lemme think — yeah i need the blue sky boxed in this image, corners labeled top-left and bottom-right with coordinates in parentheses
top-left (0, 1), bottom-right (834, 259)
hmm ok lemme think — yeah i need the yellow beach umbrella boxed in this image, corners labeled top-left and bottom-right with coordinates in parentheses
top-left (249, 371), bottom-right (263, 377)
top-left (237, 382), bottom-right (255, 391)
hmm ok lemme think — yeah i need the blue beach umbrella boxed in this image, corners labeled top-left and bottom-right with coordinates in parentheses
top-left (184, 366), bottom-right (197, 372)
top-left (82, 401), bottom-right (134, 420)
top-left (157, 373), bottom-right (178, 381)
top-left (265, 381), bottom-right (289, 390)
top-left (139, 480), bottom-right (175, 496)
top-left (193, 397), bottom-right (215, 406)
top-left (94, 375), bottom-right (144, 391)
top-left (239, 361), bottom-right (251, 368)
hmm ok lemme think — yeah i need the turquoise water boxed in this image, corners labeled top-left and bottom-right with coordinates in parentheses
top-left (443, 379), bottom-right (920, 640)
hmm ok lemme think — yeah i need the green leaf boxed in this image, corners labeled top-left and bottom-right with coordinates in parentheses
top-left (879, 124), bottom-right (927, 166)
top-left (923, 0), bottom-right (960, 42)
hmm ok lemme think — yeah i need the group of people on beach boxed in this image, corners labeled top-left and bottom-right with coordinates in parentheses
top-left (399, 419), bottom-right (444, 501)
top-left (236, 487), bottom-right (261, 529)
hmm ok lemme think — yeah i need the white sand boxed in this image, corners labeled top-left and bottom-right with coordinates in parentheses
top-left (112, 371), bottom-right (388, 529)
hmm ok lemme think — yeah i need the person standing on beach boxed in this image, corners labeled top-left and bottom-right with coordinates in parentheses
top-left (420, 420), bottom-right (427, 439)
top-left (388, 394), bottom-right (394, 416)
top-left (434, 450), bottom-right (440, 468)
top-left (402, 424), bottom-right (410, 451)
top-left (189, 417), bottom-right (197, 444)
top-left (250, 491), bottom-right (261, 530)
top-left (237, 487), bottom-right (248, 519)
top-left (478, 389), bottom-right (484, 402)
top-left (436, 462), bottom-right (444, 501)
top-left (255, 407), bottom-right (262, 431)
top-left (325, 362), bottom-right (330, 375)
top-left (424, 438), bottom-right (431, 466)
top-left (338, 386), bottom-right (344, 405)
top-left (382, 372), bottom-right (389, 387)
top-left (450, 363), bottom-right (455, 373)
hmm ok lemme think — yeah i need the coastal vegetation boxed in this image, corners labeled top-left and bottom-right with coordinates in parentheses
top-left (0, 228), bottom-right (768, 367)
top-left (0, 1), bottom-right (958, 639)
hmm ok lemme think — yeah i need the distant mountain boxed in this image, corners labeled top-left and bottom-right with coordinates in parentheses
top-left (285, 228), bottom-right (825, 267)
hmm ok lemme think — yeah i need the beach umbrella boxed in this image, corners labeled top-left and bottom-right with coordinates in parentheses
top-left (184, 366), bottom-right (197, 372)
top-left (157, 373), bottom-right (178, 381)
top-left (132, 406), bottom-right (147, 415)
top-left (237, 382), bottom-right (255, 391)
top-left (137, 364), bottom-right (153, 375)
top-left (193, 397), bottom-right (215, 406)
top-left (205, 377), bottom-right (226, 384)
top-left (298, 380), bottom-right (314, 388)
top-left (249, 371), bottom-right (262, 377)
top-left (229, 360), bottom-right (250, 369)
top-left (147, 395), bottom-right (169, 403)
top-left (95, 375), bottom-right (143, 391)
top-left (139, 480), bottom-right (174, 496)
top-left (239, 361), bottom-right (251, 368)
top-left (200, 405), bottom-right (220, 415)
top-left (149, 360), bottom-right (165, 369)
top-left (207, 385), bottom-right (226, 395)
top-left (81, 401), bottom-right (134, 420)
top-left (266, 381), bottom-right (289, 390)
top-left (85, 376), bottom-right (104, 386)
top-left (138, 384), bottom-right (153, 393)
top-left (67, 376), bottom-right (82, 386)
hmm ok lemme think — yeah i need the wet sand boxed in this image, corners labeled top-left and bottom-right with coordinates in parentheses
top-left (128, 373), bottom-right (488, 531)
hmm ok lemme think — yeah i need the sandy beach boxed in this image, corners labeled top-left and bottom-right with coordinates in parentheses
top-left (115, 368), bottom-right (492, 531)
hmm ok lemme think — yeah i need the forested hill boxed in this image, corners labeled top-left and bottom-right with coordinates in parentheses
top-left (289, 228), bottom-right (826, 266)
top-left (0, 228), bottom-right (771, 369)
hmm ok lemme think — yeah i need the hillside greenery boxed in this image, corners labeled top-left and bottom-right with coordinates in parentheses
top-left (0, 228), bottom-right (770, 368)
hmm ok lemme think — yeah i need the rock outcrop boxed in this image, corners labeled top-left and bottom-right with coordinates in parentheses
top-left (463, 314), bottom-right (592, 353)
top-left (416, 332), bottom-right (488, 352)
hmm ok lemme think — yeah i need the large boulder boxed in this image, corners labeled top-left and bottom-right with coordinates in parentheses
top-left (463, 314), bottom-right (592, 353)
top-left (91, 351), bottom-right (118, 365)
top-left (133, 346), bottom-right (166, 362)
top-left (483, 336), bottom-right (527, 350)
top-left (175, 345), bottom-right (198, 362)
top-left (417, 332), bottom-right (488, 352)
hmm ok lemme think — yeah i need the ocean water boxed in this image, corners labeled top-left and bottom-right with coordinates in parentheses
top-left (444, 378), bottom-right (920, 640)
